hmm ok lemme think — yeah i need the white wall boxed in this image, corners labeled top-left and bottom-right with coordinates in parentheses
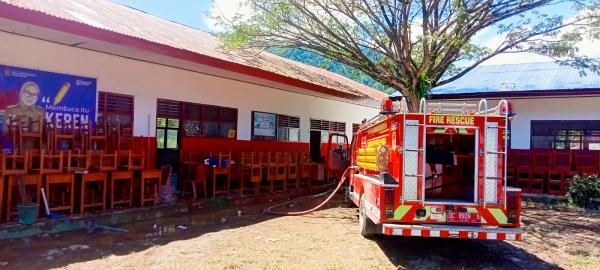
top-left (0, 31), bottom-right (380, 141)
top-left (510, 96), bottom-right (600, 149)
top-left (433, 97), bottom-right (600, 149)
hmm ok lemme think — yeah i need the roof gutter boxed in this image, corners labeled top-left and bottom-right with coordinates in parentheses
top-left (0, 1), bottom-right (365, 101)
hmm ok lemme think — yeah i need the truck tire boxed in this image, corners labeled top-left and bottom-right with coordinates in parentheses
top-left (359, 196), bottom-right (379, 238)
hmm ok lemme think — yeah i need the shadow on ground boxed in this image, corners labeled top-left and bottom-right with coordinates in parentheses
top-left (374, 235), bottom-right (560, 270)
top-left (0, 196), bottom-right (288, 270)
top-left (0, 194), bottom-right (579, 270)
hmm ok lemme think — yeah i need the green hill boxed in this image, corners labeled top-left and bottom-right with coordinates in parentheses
top-left (269, 48), bottom-right (396, 94)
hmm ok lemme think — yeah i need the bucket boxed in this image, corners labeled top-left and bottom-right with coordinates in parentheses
top-left (17, 203), bottom-right (39, 225)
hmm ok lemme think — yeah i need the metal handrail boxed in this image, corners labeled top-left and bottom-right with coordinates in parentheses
top-left (499, 99), bottom-right (509, 209)
top-left (398, 97), bottom-right (409, 113)
top-left (478, 99), bottom-right (488, 207)
top-left (420, 98), bottom-right (427, 203)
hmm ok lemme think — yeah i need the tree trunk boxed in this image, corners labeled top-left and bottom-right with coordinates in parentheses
top-left (404, 92), bottom-right (420, 113)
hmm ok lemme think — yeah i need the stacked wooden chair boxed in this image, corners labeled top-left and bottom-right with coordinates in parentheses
top-left (1, 151), bottom-right (29, 222)
top-left (239, 152), bottom-right (262, 196)
top-left (210, 151), bottom-right (232, 198)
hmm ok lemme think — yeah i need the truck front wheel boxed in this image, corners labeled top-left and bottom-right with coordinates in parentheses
top-left (359, 196), bottom-right (379, 238)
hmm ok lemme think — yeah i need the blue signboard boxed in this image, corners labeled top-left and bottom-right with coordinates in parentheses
top-left (0, 64), bottom-right (97, 149)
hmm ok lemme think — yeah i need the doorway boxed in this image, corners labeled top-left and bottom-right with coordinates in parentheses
top-left (156, 117), bottom-right (180, 172)
top-left (424, 128), bottom-right (477, 204)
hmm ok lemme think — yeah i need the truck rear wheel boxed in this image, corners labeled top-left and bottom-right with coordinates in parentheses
top-left (359, 196), bottom-right (379, 238)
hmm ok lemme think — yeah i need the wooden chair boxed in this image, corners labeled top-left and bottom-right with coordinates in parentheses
top-left (548, 150), bottom-right (572, 196)
top-left (116, 123), bottom-right (134, 151)
top-left (275, 152), bottom-right (287, 190)
top-left (28, 150), bottom-right (64, 175)
top-left (88, 121), bottom-right (108, 151)
top-left (0, 151), bottom-right (28, 175)
top-left (110, 170), bottom-right (134, 209)
top-left (261, 152), bottom-right (274, 184)
top-left (80, 172), bottom-right (107, 213)
top-left (87, 150), bottom-right (117, 171)
top-left (515, 150), bottom-right (533, 193)
top-left (140, 169), bottom-right (161, 206)
top-left (265, 152), bottom-right (286, 193)
top-left (117, 150), bottom-right (145, 170)
top-left (573, 150), bottom-right (598, 174)
top-left (210, 151), bottom-right (231, 198)
top-left (7, 115), bottom-right (44, 153)
top-left (64, 150), bottom-right (89, 173)
top-left (45, 173), bottom-right (75, 214)
top-left (286, 152), bottom-right (299, 190)
top-left (298, 152), bottom-right (312, 189)
top-left (52, 117), bottom-right (75, 151)
top-left (182, 164), bottom-right (207, 200)
top-left (1, 152), bottom-right (28, 222)
top-left (5, 174), bottom-right (41, 221)
top-left (531, 150), bottom-right (550, 194)
top-left (101, 151), bottom-right (118, 171)
top-left (240, 152), bottom-right (261, 196)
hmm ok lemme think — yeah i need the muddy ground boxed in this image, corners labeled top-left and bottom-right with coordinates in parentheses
top-left (0, 196), bottom-right (598, 270)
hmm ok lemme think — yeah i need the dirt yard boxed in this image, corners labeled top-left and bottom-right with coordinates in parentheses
top-left (0, 196), bottom-right (598, 270)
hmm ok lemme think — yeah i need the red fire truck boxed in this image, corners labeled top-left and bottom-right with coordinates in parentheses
top-left (348, 98), bottom-right (522, 240)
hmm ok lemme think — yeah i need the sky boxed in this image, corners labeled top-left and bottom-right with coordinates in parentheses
top-left (110, 0), bottom-right (213, 31)
top-left (110, 0), bottom-right (598, 66)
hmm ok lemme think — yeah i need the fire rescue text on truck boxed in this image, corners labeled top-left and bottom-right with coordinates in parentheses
top-left (347, 97), bottom-right (522, 240)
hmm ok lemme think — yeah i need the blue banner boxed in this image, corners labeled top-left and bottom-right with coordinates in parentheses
top-left (0, 64), bottom-right (97, 150)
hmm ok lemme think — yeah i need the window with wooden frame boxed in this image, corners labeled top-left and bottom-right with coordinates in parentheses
top-left (310, 118), bottom-right (346, 143)
top-left (97, 92), bottom-right (134, 135)
top-left (352, 123), bottom-right (361, 134)
top-left (156, 99), bottom-right (182, 150)
top-left (156, 99), bottom-right (237, 149)
top-left (531, 120), bottom-right (600, 150)
top-left (276, 114), bottom-right (300, 142)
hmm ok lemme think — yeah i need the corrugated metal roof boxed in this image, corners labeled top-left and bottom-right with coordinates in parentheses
top-left (430, 61), bottom-right (600, 95)
top-left (0, 0), bottom-right (388, 101)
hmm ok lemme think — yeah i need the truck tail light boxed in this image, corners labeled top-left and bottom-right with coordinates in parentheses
top-left (384, 188), bottom-right (395, 218)
top-left (507, 190), bottom-right (521, 224)
top-left (376, 145), bottom-right (389, 172)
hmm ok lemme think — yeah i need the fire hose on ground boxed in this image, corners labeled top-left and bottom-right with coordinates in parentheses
top-left (262, 167), bottom-right (352, 216)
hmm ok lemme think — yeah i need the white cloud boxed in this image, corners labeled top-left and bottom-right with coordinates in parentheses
top-left (204, 0), bottom-right (253, 32)
top-left (473, 10), bottom-right (600, 65)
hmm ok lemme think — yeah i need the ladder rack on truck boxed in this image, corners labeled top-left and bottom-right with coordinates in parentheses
top-left (349, 97), bottom-right (522, 240)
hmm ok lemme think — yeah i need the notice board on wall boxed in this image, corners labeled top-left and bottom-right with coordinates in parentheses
top-left (252, 111), bottom-right (276, 139)
top-left (0, 64), bottom-right (97, 150)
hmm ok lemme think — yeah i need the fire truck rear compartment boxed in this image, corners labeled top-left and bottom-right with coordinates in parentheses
top-left (424, 132), bottom-right (475, 203)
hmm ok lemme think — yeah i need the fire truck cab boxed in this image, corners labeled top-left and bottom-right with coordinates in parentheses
top-left (348, 97), bottom-right (523, 240)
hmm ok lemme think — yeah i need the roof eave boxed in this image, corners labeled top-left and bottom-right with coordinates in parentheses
top-left (429, 88), bottom-right (600, 100)
top-left (0, 1), bottom-right (371, 101)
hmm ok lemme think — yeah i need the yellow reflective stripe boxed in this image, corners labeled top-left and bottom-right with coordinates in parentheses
top-left (489, 208), bottom-right (508, 224)
top-left (394, 205), bottom-right (412, 219)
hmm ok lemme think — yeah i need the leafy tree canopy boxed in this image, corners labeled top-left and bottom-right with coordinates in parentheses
top-left (217, 0), bottom-right (600, 111)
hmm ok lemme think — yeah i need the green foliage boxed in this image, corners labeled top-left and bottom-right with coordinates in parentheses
top-left (216, 0), bottom-right (600, 110)
top-left (567, 174), bottom-right (600, 208)
top-left (416, 73), bottom-right (433, 100)
top-left (268, 48), bottom-right (396, 94)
